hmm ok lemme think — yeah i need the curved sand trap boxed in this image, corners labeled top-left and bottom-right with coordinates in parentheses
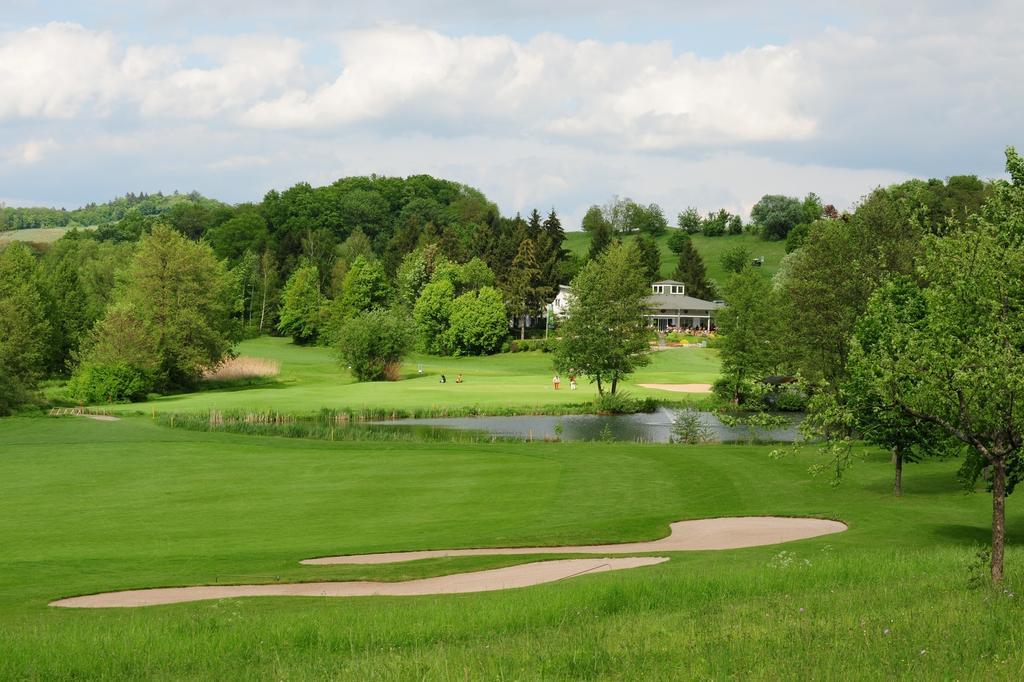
top-left (639, 383), bottom-right (713, 393)
top-left (51, 557), bottom-right (667, 608)
top-left (302, 516), bottom-right (847, 566)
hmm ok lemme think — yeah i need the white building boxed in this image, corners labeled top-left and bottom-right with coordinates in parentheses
top-left (549, 279), bottom-right (722, 330)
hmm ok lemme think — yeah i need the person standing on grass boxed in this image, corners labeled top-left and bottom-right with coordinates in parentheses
top-left (553, 374), bottom-right (561, 390)
top-left (569, 375), bottom-right (577, 391)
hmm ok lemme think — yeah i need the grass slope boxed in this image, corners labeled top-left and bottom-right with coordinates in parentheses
top-left (564, 231), bottom-right (789, 289)
top-left (0, 416), bottom-right (1022, 679)
top-left (0, 226), bottom-right (96, 245)
top-left (97, 336), bottom-right (721, 414)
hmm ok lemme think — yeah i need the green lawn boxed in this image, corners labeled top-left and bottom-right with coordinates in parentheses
top-left (0, 225), bottom-right (96, 244)
top-left (1, 415), bottom-right (1022, 678)
top-left (98, 336), bottom-right (721, 414)
top-left (564, 231), bottom-right (789, 289)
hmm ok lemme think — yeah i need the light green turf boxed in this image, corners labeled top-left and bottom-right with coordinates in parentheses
top-left (564, 231), bottom-right (789, 288)
top-left (0, 415), bottom-right (1022, 679)
top-left (98, 336), bottom-right (721, 414)
top-left (0, 225), bottom-right (96, 244)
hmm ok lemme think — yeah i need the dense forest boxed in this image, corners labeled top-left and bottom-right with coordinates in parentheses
top-left (0, 168), bottom-right (998, 416)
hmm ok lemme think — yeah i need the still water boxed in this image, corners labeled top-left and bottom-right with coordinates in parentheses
top-left (373, 407), bottom-right (801, 443)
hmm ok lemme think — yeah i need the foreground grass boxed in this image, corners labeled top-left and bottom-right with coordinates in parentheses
top-left (1, 416), bottom-right (1022, 679)
top-left (99, 336), bottom-right (720, 415)
top-left (564, 231), bottom-right (789, 287)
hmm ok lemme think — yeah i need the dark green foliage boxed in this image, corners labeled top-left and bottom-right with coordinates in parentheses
top-left (0, 190), bottom-right (225, 230)
top-left (337, 309), bottom-right (411, 381)
top-left (277, 264), bottom-right (322, 344)
top-left (445, 287), bottom-right (508, 356)
top-left (581, 205), bottom-right (609, 233)
top-left (670, 237), bottom-right (716, 300)
top-left (587, 219), bottom-right (613, 261)
top-left (555, 242), bottom-right (651, 395)
top-left (750, 194), bottom-right (806, 240)
top-left (0, 243), bottom-right (52, 406)
top-left (720, 245), bottom-right (751, 274)
top-left (716, 268), bottom-right (786, 404)
top-left (413, 278), bottom-right (455, 354)
top-left (66, 362), bottom-right (153, 403)
top-left (666, 229), bottom-right (691, 254)
top-left (677, 207), bottom-right (703, 234)
top-left (785, 222), bottom-right (811, 252)
top-left (633, 234), bottom-right (662, 281)
top-left (82, 225), bottom-right (236, 390)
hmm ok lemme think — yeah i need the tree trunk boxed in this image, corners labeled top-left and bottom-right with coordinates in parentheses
top-left (892, 447), bottom-right (903, 497)
top-left (992, 457), bottom-right (1006, 584)
top-left (259, 270), bottom-right (268, 333)
top-left (520, 315), bottom-right (525, 340)
top-left (610, 377), bottom-right (618, 395)
top-left (596, 376), bottom-right (603, 396)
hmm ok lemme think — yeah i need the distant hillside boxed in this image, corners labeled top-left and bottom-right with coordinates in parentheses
top-left (0, 191), bottom-right (226, 231)
top-left (563, 231), bottom-right (788, 289)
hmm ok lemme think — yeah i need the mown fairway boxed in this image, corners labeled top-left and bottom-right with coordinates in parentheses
top-left (98, 336), bottom-right (721, 414)
top-left (564, 231), bottom-right (789, 287)
top-left (1, 416), bottom-right (1022, 679)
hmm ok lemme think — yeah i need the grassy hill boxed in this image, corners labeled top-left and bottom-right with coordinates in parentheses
top-left (564, 231), bottom-right (789, 290)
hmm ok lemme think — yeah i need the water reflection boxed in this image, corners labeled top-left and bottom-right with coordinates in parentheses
top-left (373, 407), bottom-right (801, 443)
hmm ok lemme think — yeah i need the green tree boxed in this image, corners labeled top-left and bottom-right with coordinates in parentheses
top-left (587, 219), bottom-right (613, 261)
top-left (83, 225), bottom-right (235, 389)
top-left (413, 278), bottom-right (455, 354)
top-left (207, 209), bottom-right (269, 263)
top-left (335, 256), bottom-right (393, 321)
top-left (503, 239), bottom-right (545, 340)
top-left (444, 286), bottom-right (508, 355)
top-left (850, 153), bottom-right (1024, 582)
top-left (666, 228), bottom-right (691, 254)
top-left (633, 234), bottom-right (662, 282)
top-left (396, 244), bottom-right (445, 308)
top-left (631, 203), bottom-right (668, 237)
top-left (750, 194), bottom-right (805, 240)
top-left (0, 242), bottom-right (52, 410)
top-left (277, 263), bottom-right (322, 345)
top-left (337, 308), bottom-right (410, 381)
top-left (554, 242), bottom-right (651, 395)
top-left (677, 207), bottom-right (702, 234)
top-left (715, 268), bottom-right (785, 404)
top-left (720, 245), bottom-right (751, 274)
top-left (671, 237), bottom-right (715, 300)
top-left (581, 205), bottom-right (609, 233)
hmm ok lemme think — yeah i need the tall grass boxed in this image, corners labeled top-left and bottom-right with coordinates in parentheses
top-left (202, 356), bottom-right (282, 382)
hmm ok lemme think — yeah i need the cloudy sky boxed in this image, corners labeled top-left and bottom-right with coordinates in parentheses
top-left (2, 1), bottom-right (1021, 228)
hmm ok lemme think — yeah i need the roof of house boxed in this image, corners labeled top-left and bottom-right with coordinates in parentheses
top-left (646, 293), bottom-right (723, 311)
top-left (652, 279), bottom-right (686, 286)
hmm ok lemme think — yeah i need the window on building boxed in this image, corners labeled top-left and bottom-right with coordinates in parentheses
top-left (670, 285), bottom-right (684, 294)
top-left (652, 285), bottom-right (663, 293)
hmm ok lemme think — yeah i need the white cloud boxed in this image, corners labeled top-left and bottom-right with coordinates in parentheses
top-left (242, 26), bottom-right (817, 148)
top-left (0, 23), bottom-right (127, 118)
top-left (139, 35), bottom-right (305, 118)
top-left (5, 137), bottom-right (60, 164)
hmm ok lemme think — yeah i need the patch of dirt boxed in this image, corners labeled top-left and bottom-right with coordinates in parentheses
top-left (302, 517), bottom-right (848, 565)
top-left (638, 383), bottom-right (714, 393)
top-left (50, 557), bottom-right (668, 608)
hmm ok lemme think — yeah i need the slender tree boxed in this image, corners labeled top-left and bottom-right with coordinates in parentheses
top-left (554, 242), bottom-right (651, 395)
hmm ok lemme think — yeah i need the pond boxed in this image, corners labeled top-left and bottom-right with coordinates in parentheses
top-left (373, 407), bottom-right (802, 444)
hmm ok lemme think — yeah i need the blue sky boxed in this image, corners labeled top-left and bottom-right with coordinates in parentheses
top-left (2, 1), bottom-right (1021, 228)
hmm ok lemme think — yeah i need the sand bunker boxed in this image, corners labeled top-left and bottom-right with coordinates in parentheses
top-left (639, 383), bottom-right (713, 393)
top-left (302, 516), bottom-right (847, 566)
top-left (83, 414), bottom-right (120, 421)
top-left (51, 557), bottom-right (667, 608)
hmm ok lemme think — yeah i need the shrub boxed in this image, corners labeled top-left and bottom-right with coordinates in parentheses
top-left (443, 287), bottom-right (507, 356)
top-left (67, 362), bottom-right (153, 403)
top-left (337, 309), bottom-right (411, 381)
top-left (592, 391), bottom-right (656, 414)
top-left (509, 339), bottom-right (551, 353)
